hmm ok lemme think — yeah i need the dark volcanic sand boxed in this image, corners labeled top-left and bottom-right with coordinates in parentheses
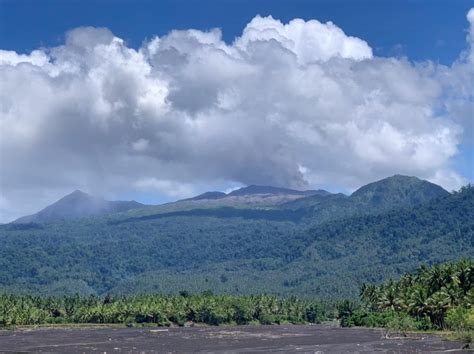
top-left (0, 324), bottom-right (467, 353)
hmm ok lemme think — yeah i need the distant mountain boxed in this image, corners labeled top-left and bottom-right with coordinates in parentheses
top-left (181, 191), bottom-right (227, 201)
top-left (13, 190), bottom-right (144, 224)
top-left (282, 175), bottom-right (448, 215)
top-left (228, 185), bottom-right (330, 197)
top-left (163, 185), bottom-right (333, 212)
top-left (350, 174), bottom-right (449, 208)
top-left (136, 186), bottom-right (334, 218)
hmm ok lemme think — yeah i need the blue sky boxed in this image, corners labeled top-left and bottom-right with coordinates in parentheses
top-left (0, 0), bottom-right (472, 221)
top-left (1, 0), bottom-right (473, 64)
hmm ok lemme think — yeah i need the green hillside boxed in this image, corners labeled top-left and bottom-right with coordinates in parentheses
top-left (0, 176), bottom-right (470, 298)
top-left (106, 184), bottom-right (473, 299)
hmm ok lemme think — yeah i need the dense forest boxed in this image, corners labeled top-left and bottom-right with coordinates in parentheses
top-left (0, 176), bottom-right (472, 298)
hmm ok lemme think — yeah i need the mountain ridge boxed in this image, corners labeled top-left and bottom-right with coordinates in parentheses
top-left (227, 185), bottom-right (331, 197)
top-left (11, 175), bottom-right (449, 224)
top-left (351, 174), bottom-right (449, 205)
top-left (13, 190), bottom-right (144, 224)
top-left (182, 191), bottom-right (227, 201)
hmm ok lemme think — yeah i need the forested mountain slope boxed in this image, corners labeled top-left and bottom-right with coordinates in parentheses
top-left (106, 185), bottom-right (473, 298)
top-left (280, 175), bottom-right (450, 226)
top-left (0, 176), bottom-right (469, 298)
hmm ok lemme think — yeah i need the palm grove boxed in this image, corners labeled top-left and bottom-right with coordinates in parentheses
top-left (339, 259), bottom-right (473, 331)
top-left (0, 259), bottom-right (471, 332)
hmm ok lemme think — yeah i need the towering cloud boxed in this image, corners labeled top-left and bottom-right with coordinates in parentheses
top-left (0, 11), bottom-right (473, 221)
top-left (235, 15), bottom-right (373, 63)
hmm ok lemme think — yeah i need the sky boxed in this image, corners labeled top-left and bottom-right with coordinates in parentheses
top-left (0, 0), bottom-right (473, 222)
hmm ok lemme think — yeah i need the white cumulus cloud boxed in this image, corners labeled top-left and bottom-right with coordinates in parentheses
top-left (236, 15), bottom-right (373, 63)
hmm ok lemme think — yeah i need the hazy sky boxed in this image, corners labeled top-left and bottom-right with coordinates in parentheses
top-left (0, 0), bottom-right (473, 222)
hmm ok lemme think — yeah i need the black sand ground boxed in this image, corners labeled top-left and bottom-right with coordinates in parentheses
top-left (0, 324), bottom-right (468, 353)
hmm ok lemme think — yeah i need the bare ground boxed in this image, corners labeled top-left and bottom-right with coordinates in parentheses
top-left (0, 324), bottom-right (468, 353)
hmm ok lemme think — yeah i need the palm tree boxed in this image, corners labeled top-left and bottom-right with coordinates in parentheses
top-left (443, 283), bottom-right (464, 307)
top-left (426, 290), bottom-right (451, 328)
top-left (377, 281), bottom-right (400, 311)
top-left (453, 259), bottom-right (473, 296)
top-left (407, 285), bottom-right (428, 318)
top-left (423, 264), bottom-right (449, 296)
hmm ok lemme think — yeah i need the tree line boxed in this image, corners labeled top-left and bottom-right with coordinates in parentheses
top-left (1, 259), bottom-right (472, 335)
top-left (0, 293), bottom-right (326, 327)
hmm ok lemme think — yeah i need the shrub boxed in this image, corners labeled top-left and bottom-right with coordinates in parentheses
top-left (387, 313), bottom-right (418, 332)
top-left (446, 307), bottom-right (473, 331)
